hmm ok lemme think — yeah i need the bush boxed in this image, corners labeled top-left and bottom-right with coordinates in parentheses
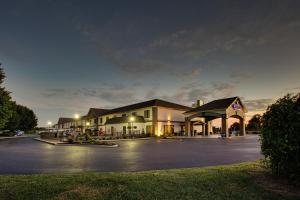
top-left (260, 93), bottom-right (300, 185)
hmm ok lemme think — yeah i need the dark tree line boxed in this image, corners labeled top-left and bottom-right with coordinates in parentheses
top-left (0, 64), bottom-right (37, 131)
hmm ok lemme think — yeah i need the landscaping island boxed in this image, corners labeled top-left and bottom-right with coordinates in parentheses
top-left (0, 161), bottom-right (299, 200)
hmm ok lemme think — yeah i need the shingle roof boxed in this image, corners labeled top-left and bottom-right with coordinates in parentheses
top-left (105, 115), bottom-right (146, 125)
top-left (103, 99), bottom-right (191, 115)
top-left (58, 117), bottom-right (74, 124)
top-left (88, 108), bottom-right (110, 118)
top-left (185, 97), bottom-right (239, 113)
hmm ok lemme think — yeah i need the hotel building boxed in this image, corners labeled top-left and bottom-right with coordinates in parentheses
top-left (57, 97), bottom-right (247, 137)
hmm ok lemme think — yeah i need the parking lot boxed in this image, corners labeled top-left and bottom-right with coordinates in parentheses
top-left (0, 135), bottom-right (262, 174)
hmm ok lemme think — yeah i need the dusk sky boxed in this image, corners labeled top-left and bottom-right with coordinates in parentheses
top-left (1, 0), bottom-right (300, 126)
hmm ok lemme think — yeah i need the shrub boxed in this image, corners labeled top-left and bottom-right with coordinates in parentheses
top-left (260, 93), bottom-right (300, 185)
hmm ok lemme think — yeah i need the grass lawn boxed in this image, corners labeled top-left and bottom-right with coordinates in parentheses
top-left (0, 161), bottom-right (298, 200)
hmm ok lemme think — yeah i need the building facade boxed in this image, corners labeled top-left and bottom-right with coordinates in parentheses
top-left (57, 97), bottom-right (247, 137)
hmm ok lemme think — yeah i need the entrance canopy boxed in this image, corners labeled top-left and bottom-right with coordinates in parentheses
top-left (184, 97), bottom-right (248, 137)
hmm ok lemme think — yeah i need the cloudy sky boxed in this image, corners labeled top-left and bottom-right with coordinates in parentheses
top-left (1, 0), bottom-right (300, 126)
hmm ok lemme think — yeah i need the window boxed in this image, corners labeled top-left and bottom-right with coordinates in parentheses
top-left (94, 118), bottom-right (98, 124)
top-left (132, 112), bottom-right (137, 116)
top-left (122, 113), bottom-right (126, 117)
top-left (100, 118), bottom-right (103, 124)
top-left (106, 117), bottom-right (109, 121)
top-left (123, 126), bottom-right (126, 134)
top-left (144, 110), bottom-right (150, 118)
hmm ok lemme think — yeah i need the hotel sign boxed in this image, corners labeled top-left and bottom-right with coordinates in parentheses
top-left (232, 103), bottom-right (241, 110)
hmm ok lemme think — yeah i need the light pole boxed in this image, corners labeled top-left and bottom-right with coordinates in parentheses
top-left (129, 116), bottom-right (135, 135)
top-left (47, 121), bottom-right (52, 132)
top-left (86, 121), bottom-right (90, 133)
top-left (74, 114), bottom-right (80, 132)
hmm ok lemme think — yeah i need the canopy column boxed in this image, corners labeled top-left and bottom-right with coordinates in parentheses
top-left (239, 118), bottom-right (246, 136)
top-left (185, 118), bottom-right (191, 137)
top-left (204, 119), bottom-right (212, 136)
top-left (221, 115), bottom-right (229, 137)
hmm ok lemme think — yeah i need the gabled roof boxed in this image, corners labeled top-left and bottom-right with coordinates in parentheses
top-left (87, 108), bottom-right (110, 118)
top-left (103, 99), bottom-right (191, 115)
top-left (185, 97), bottom-right (239, 113)
top-left (105, 115), bottom-right (145, 125)
top-left (58, 117), bottom-right (74, 124)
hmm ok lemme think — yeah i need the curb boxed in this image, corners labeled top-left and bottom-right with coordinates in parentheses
top-left (33, 138), bottom-right (62, 145)
top-left (33, 138), bottom-right (119, 148)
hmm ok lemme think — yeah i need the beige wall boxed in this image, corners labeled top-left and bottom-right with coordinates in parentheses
top-left (157, 107), bottom-right (186, 122)
top-left (59, 106), bottom-right (188, 136)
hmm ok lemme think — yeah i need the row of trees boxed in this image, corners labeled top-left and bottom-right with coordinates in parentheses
top-left (0, 65), bottom-right (37, 131)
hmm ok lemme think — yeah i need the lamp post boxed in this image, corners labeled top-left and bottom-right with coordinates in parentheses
top-left (129, 116), bottom-right (135, 135)
top-left (86, 121), bottom-right (90, 133)
top-left (47, 121), bottom-right (52, 132)
top-left (74, 114), bottom-right (80, 132)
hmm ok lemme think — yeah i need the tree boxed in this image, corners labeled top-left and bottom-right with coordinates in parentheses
top-left (0, 65), bottom-right (13, 129)
top-left (247, 114), bottom-right (262, 131)
top-left (4, 101), bottom-right (19, 130)
top-left (5, 104), bottom-right (38, 131)
top-left (261, 93), bottom-right (300, 185)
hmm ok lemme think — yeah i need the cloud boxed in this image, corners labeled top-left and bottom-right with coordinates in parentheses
top-left (70, 0), bottom-right (300, 80)
top-left (243, 98), bottom-right (274, 111)
top-left (283, 86), bottom-right (300, 94)
top-left (229, 71), bottom-right (251, 79)
top-left (41, 85), bottom-right (137, 106)
top-left (149, 81), bottom-right (236, 106)
top-left (187, 82), bottom-right (236, 102)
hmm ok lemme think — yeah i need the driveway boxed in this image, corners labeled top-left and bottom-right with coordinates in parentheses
top-left (0, 136), bottom-right (262, 174)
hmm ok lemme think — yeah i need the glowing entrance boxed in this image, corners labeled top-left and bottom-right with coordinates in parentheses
top-left (184, 97), bottom-right (248, 137)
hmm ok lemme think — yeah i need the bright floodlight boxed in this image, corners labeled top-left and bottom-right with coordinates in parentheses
top-left (74, 114), bottom-right (80, 119)
top-left (47, 121), bottom-right (52, 126)
top-left (86, 122), bottom-right (90, 126)
top-left (130, 116), bottom-right (135, 122)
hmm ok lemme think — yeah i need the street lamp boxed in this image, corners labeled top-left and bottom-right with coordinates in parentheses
top-left (129, 116), bottom-right (135, 135)
top-left (74, 114), bottom-right (80, 132)
top-left (85, 121), bottom-right (90, 135)
top-left (47, 121), bottom-right (52, 132)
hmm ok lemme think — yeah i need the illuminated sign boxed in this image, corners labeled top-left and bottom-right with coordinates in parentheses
top-left (232, 103), bottom-right (241, 110)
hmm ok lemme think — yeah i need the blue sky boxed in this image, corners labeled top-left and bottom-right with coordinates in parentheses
top-left (1, 0), bottom-right (300, 126)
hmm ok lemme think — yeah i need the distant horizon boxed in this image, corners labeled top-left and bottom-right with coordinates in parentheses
top-left (1, 0), bottom-right (300, 126)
